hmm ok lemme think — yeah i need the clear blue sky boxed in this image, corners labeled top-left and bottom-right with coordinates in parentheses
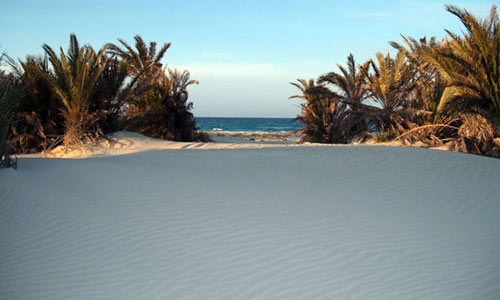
top-left (0, 0), bottom-right (495, 117)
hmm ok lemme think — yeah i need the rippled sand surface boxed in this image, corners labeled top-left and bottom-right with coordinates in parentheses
top-left (1, 143), bottom-right (499, 299)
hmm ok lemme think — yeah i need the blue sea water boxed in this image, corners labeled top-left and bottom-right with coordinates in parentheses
top-left (195, 117), bottom-right (302, 132)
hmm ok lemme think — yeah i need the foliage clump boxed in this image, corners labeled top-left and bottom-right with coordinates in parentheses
top-left (375, 130), bottom-right (397, 143)
top-left (0, 53), bottom-right (23, 168)
top-left (1, 34), bottom-right (204, 160)
top-left (292, 4), bottom-right (500, 158)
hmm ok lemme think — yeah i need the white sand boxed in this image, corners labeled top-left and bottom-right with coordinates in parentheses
top-left (204, 131), bottom-right (300, 144)
top-left (1, 132), bottom-right (499, 299)
top-left (39, 131), bottom-right (331, 159)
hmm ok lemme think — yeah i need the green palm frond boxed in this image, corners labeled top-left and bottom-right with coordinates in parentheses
top-left (127, 67), bottom-right (199, 141)
top-left (361, 50), bottom-right (419, 133)
top-left (108, 35), bottom-right (170, 79)
top-left (319, 53), bottom-right (370, 107)
top-left (36, 34), bottom-right (109, 145)
top-left (419, 5), bottom-right (500, 115)
top-left (289, 78), bottom-right (348, 143)
top-left (392, 35), bottom-right (448, 118)
top-left (1, 72), bottom-right (24, 168)
top-left (316, 54), bottom-right (373, 142)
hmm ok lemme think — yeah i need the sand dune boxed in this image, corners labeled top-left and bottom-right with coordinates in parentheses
top-left (43, 131), bottom-right (318, 159)
top-left (1, 138), bottom-right (499, 299)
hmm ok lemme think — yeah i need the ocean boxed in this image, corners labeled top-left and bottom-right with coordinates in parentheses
top-left (195, 117), bottom-right (302, 132)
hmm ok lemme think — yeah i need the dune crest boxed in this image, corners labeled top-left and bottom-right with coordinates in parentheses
top-left (42, 131), bottom-right (336, 158)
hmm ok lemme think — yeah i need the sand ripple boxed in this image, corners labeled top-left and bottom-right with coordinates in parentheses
top-left (1, 147), bottom-right (500, 299)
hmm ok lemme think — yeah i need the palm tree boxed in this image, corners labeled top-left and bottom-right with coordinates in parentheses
top-left (34, 34), bottom-right (109, 145)
top-left (319, 54), bottom-right (370, 108)
top-left (318, 54), bottom-right (373, 142)
top-left (162, 69), bottom-right (199, 141)
top-left (7, 55), bottom-right (62, 153)
top-left (393, 5), bottom-right (500, 156)
top-left (0, 79), bottom-right (23, 168)
top-left (390, 36), bottom-right (459, 146)
top-left (128, 68), bottom-right (200, 141)
top-left (364, 51), bottom-right (418, 134)
top-left (107, 35), bottom-right (170, 119)
top-left (418, 5), bottom-right (500, 118)
top-left (290, 79), bottom-right (343, 143)
top-left (107, 35), bottom-right (171, 91)
top-left (91, 57), bottom-right (129, 133)
top-left (0, 54), bottom-right (23, 168)
top-left (391, 37), bottom-right (447, 115)
top-left (108, 36), bottom-right (203, 141)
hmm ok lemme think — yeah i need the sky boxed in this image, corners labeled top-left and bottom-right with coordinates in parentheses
top-left (0, 0), bottom-right (495, 117)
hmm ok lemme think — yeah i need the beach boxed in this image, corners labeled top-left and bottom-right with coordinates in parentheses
top-left (1, 132), bottom-right (499, 299)
top-left (204, 130), bottom-right (300, 144)
top-left (2, 1), bottom-right (500, 298)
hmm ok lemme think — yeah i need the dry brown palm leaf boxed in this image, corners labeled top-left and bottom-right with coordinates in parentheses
top-left (396, 123), bottom-right (459, 146)
top-left (449, 114), bottom-right (499, 156)
top-left (395, 115), bottom-right (459, 147)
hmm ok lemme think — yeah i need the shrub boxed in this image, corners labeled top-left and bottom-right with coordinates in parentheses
top-left (375, 130), bottom-right (397, 143)
top-left (0, 75), bottom-right (23, 168)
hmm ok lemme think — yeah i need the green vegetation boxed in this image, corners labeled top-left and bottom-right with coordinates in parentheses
top-left (318, 54), bottom-right (372, 143)
top-left (0, 34), bottom-right (204, 166)
top-left (38, 34), bottom-right (109, 145)
top-left (375, 130), bottom-right (397, 143)
top-left (289, 79), bottom-right (339, 143)
top-left (0, 53), bottom-right (23, 168)
top-left (292, 4), bottom-right (500, 157)
top-left (1, 4), bottom-right (499, 164)
top-left (108, 37), bottom-right (202, 141)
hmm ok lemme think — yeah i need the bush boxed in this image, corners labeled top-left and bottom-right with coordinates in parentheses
top-left (375, 130), bottom-right (397, 143)
top-left (449, 114), bottom-right (500, 157)
top-left (6, 34), bottom-right (204, 155)
top-left (0, 76), bottom-right (23, 168)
